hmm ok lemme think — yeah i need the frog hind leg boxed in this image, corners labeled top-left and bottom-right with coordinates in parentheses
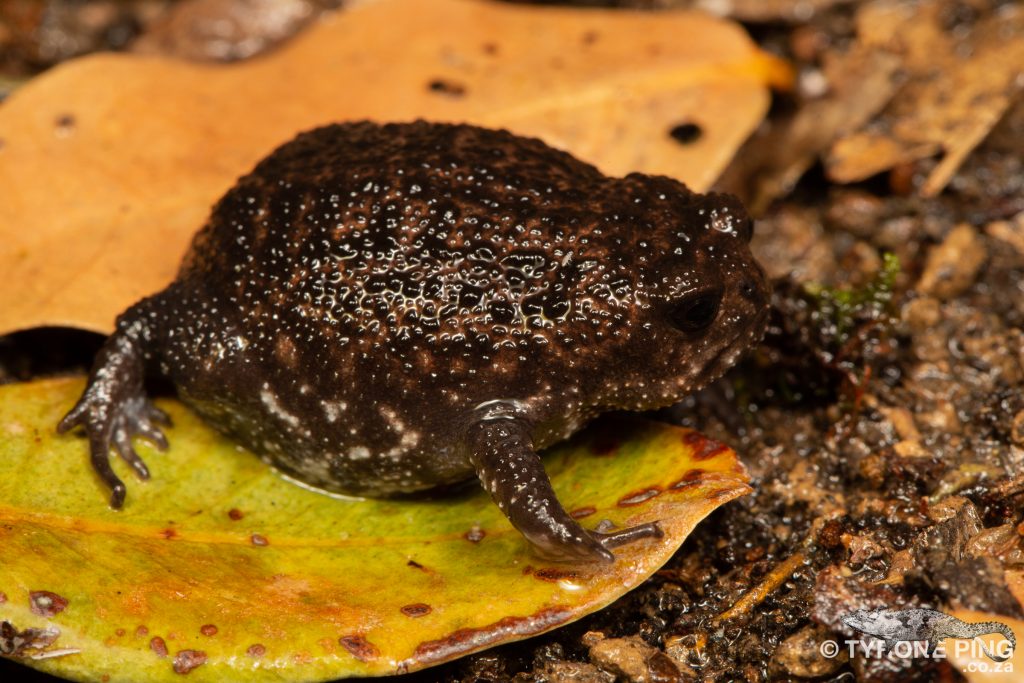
top-left (466, 415), bottom-right (663, 563)
top-left (57, 296), bottom-right (170, 508)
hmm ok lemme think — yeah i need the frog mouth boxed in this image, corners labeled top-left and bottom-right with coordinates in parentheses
top-left (690, 311), bottom-right (769, 392)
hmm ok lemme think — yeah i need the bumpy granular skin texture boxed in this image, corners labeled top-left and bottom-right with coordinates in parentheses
top-left (63, 121), bottom-right (769, 560)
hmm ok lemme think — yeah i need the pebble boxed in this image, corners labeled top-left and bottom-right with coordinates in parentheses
top-left (771, 625), bottom-right (846, 678)
top-left (583, 632), bottom-right (680, 683)
top-left (916, 224), bottom-right (986, 299)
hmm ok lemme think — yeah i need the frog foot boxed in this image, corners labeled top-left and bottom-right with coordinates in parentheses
top-left (534, 521), bottom-right (665, 564)
top-left (466, 412), bottom-right (665, 563)
top-left (57, 316), bottom-right (169, 508)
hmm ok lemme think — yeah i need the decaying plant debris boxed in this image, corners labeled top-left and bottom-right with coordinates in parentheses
top-left (2, 0), bottom-right (1023, 681)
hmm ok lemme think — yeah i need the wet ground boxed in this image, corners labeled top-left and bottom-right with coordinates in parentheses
top-left (2, 1), bottom-right (1022, 681)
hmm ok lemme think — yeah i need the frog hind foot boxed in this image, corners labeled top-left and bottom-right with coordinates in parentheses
top-left (466, 412), bottom-right (663, 563)
top-left (57, 301), bottom-right (170, 508)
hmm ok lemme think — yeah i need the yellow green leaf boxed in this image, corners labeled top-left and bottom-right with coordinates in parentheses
top-left (0, 378), bottom-right (750, 681)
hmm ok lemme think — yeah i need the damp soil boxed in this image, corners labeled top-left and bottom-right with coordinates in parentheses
top-left (2, 2), bottom-right (1022, 682)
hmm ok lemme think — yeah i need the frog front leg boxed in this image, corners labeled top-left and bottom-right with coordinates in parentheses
top-left (58, 296), bottom-right (170, 508)
top-left (465, 410), bottom-right (663, 563)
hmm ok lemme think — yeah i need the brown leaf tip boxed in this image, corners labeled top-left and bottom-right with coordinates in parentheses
top-left (617, 487), bottom-right (662, 507)
top-left (339, 634), bottom-right (380, 662)
top-left (710, 487), bottom-right (742, 501)
top-left (150, 636), bottom-right (168, 657)
top-left (400, 603), bottom-right (433, 618)
top-left (200, 624), bottom-right (218, 637)
top-left (250, 533), bottom-right (269, 546)
top-left (29, 591), bottom-right (68, 617)
top-left (247, 643), bottom-right (266, 658)
top-left (172, 649), bottom-right (207, 674)
top-left (228, 508), bottom-right (244, 520)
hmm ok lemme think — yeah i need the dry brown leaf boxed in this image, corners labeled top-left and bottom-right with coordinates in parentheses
top-left (722, 43), bottom-right (901, 215)
top-left (130, 0), bottom-right (322, 62)
top-left (686, 0), bottom-right (847, 23)
top-left (826, 0), bottom-right (1024, 196)
top-left (0, 0), bottom-right (787, 337)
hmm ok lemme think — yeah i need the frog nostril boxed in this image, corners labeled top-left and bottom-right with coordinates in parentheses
top-left (739, 278), bottom-right (762, 304)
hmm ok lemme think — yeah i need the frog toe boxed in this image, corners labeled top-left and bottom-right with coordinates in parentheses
top-left (145, 404), bottom-right (172, 428)
top-left (533, 532), bottom-right (615, 564)
top-left (113, 426), bottom-right (151, 480)
top-left (592, 521), bottom-right (664, 550)
top-left (86, 431), bottom-right (128, 508)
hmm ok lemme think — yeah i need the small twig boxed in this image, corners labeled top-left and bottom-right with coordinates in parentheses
top-left (714, 549), bottom-right (809, 624)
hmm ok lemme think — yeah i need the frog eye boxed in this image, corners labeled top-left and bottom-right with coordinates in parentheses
top-left (670, 287), bottom-right (723, 334)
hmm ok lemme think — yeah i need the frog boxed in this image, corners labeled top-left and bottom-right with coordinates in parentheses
top-left (59, 121), bottom-right (770, 563)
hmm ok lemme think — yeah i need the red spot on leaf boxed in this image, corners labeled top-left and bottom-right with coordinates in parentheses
top-left (339, 634), bottom-right (380, 662)
top-left (570, 506), bottom-right (596, 519)
top-left (228, 508), bottom-right (244, 521)
top-left (682, 431), bottom-right (729, 460)
top-left (532, 568), bottom-right (580, 582)
top-left (408, 607), bottom-right (573, 665)
top-left (400, 603), bottom-right (432, 618)
top-left (150, 636), bottom-right (168, 657)
top-left (617, 487), bottom-right (662, 506)
top-left (136, 625), bottom-right (149, 637)
top-left (200, 624), bottom-right (218, 636)
top-left (591, 431), bottom-right (620, 455)
top-left (160, 528), bottom-right (177, 540)
top-left (250, 533), bottom-right (269, 546)
top-left (247, 643), bottom-right (266, 658)
top-left (173, 649), bottom-right (207, 674)
top-left (115, 628), bottom-right (126, 637)
top-left (670, 468), bottom-right (707, 489)
top-left (29, 590), bottom-right (67, 617)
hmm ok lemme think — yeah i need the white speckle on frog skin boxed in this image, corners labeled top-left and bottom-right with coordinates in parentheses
top-left (347, 446), bottom-right (371, 461)
top-left (322, 400), bottom-right (348, 423)
top-left (260, 384), bottom-right (301, 429)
